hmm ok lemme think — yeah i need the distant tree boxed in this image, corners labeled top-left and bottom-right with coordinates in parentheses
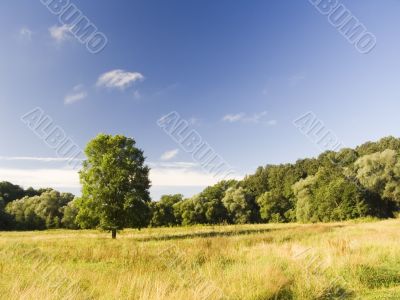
top-left (172, 197), bottom-right (205, 226)
top-left (169, 181), bottom-right (236, 226)
top-left (293, 167), bottom-right (371, 222)
top-left (0, 197), bottom-right (13, 230)
top-left (222, 187), bottom-right (259, 224)
top-left (241, 166), bottom-right (269, 198)
top-left (5, 190), bottom-right (73, 230)
top-left (197, 180), bottom-right (235, 224)
top-left (78, 134), bottom-right (151, 238)
top-left (356, 136), bottom-right (400, 156)
top-left (353, 149), bottom-right (400, 205)
top-left (256, 189), bottom-right (292, 223)
top-left (0, 182), bottom-right (26, 204)
top-left (61, 200), bottom-right (80, 229)
top-left (149, 194), bottom-right (182, 227)
top-left (0, 182), bottom-right (43, 205)
top-left (332, 148), bottom-right (359, 167)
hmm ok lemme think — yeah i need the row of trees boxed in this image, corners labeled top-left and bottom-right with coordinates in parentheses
top-left (0, 183), bottom-right (76, 230)
top-left (1, 135), bottom-right (400, 237)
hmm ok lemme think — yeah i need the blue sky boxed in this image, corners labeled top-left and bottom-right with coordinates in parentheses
top-left (1, 0), bottom-right (399, 199)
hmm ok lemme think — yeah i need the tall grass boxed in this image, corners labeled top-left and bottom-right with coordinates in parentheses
top-left (1, 219), bottom-right (400, 299)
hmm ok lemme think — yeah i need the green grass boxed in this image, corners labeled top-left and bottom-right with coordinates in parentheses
top-left (1, 219), bottom-right (400, 299)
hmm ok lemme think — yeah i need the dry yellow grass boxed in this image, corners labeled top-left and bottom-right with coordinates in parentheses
top-left (1, 219), bottom-right (400, 299)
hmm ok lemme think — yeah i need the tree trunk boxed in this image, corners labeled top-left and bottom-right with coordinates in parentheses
top-left (112, 229), bottom-right (117, 239)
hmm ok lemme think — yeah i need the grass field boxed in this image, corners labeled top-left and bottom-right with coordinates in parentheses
top-left (1, 219), bottom-right (400, 300)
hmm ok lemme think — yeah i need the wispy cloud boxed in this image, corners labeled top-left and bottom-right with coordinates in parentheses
top-left (49, 24), bottom-right (73, 42)
top-left (19, 27), bottom-right (33, 41)
top-left (222, 113), bottom-right (245, 123)
top-left (0, 159), bottom-right (241, 192)
top-left (0, 156), bottom-right (82, 162)
top-left (97, 69), bottom-right (144, 90)
top-left (0, 168), bottom-right (80, 189)
top-left (64, 84), bottom-right (87, 104)
top-left (222, 111), bottom-right (276, 125)
top-left (160, 149), bottom-right (179, 161)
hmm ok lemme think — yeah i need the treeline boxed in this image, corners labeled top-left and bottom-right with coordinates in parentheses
top-left (1, 136), bottom-right (400, 230)
top-left (140, 135), bottom-right (400, 226)
top-left (0, 182), bottom-right (76, 230)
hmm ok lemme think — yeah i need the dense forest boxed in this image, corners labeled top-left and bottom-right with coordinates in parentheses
top-left (1, 135), bottom-right (400, 231)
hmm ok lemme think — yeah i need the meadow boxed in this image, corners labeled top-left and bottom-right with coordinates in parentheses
top-left (1, 219), bottom-right (400, 300)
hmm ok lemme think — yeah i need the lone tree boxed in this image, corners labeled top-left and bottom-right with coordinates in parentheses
top-left (79, 134), bottom-right (151, 238)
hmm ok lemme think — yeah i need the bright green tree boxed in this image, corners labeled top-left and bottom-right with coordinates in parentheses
top-left (222, 187), bottom-right (259, 224)
top-left (256, 189), bottom-right (292, 223)
top-left (353, 149), bottom-right (400, 204)
top-left (293, 167), bottom-right (370, 222)
top-left (5, 190), bottom-right (73, 230)
top-left (149, 194), bottom-right (182, 227)
top-left (79, 134), bottom-right (151, 238)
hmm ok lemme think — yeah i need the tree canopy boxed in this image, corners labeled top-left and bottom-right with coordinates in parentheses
top-left (78, 134), bottom-right (151, 238)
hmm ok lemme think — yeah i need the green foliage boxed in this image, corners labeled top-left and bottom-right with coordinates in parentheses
top-left (60, 200), bottom-right (80, 229)
top-left (3, 135), bottom-right (400, 231)
top-left (74, 197), bottom-right (100, 229)
top-left (293, 167), bottom-right (371, 222)
top-left (356, 136), bottom-right (400, 156)
top-left (0, 197), bottom-right (13, 229)
top-left (256, 190), bottom-right (292, 223)
top-left (150, 194), bottom-right (182, 227)
top-left (78, 134), bottom-right (151, 235)
top-left (194, 180), bottom-right (236, 224)
top-left (353, 149), bottom-right (400, 203)
top-left (222, 187), bottom-right (259, 224)
top-left (172, 197), bottom-right (204, 226)
top-left (5, 190), bottom-right (74, 230)
top-left (0, 181), bottom-right (41, 204)
top-left (165, 180), bottom-right (236, 226)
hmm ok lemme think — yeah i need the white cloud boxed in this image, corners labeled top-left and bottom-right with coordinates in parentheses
top-left (49, 24), bottom-right (73, 42)
top-left (0, 156), bottom-right (82, 162)
top-left (64, 85), bottom-right (87, 104)
top-left (160, 149), bottom-right (179, 161)
top-left (222, 111), bottom-right (276, 125)
top-left (0, 158), bottom-right (242, 197)
top-left (222, 113), bottom-right (245, 123)
top-left (0, 166), bottom-right (226, 195)
top-left (245, 111), bottom-right (268, 123)
top-left (0, 161), bottom-right (240, 189)
top-left (0, 168), bottom-right (80, 189)
top-left (19, 27), bottom-right (33, 41)
top-left (64, 92), bottom-right (86, 104)
top-left (97, 69), bottom-right (144, 90)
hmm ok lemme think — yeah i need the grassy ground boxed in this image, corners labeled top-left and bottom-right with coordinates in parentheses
top-left (1, 219), bottom-right (400, 300)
